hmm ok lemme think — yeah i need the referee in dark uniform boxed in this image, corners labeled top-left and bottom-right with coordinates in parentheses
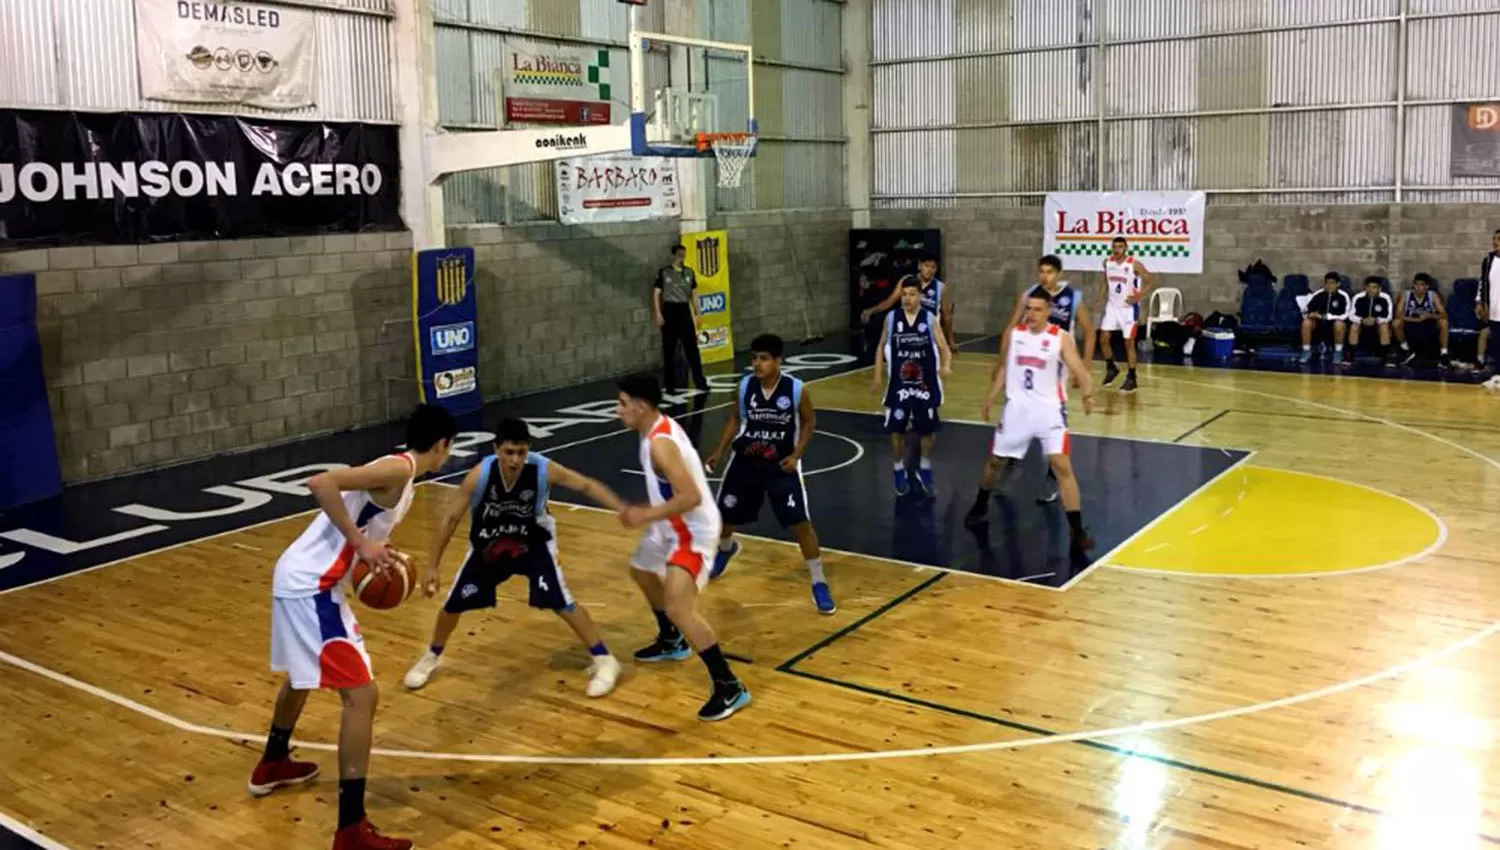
top-left (653, 244), bottom-right (707, 392)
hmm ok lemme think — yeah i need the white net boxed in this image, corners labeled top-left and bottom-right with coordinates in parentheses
top-left (710, 135), bottom-right (756, 189)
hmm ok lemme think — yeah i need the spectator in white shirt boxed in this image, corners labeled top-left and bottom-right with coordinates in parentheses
top-left (1477, 230), bottom-right (1500, 369)
top-left (1346, 277), bottom-right (1395, 369)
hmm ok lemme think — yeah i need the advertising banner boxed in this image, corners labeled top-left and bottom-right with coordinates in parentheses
top-left (134, 0), bottom-right (317, 110)
top-left (412, 248), bottom-right (483, 416)
top-left (1043, 191), bottom-right (1206, 274)
top-left (555, 153), bottom-right (680, 224)
top-left (1451, 103), bottom-right (1500, 178)
top-left (501, 42), bottom-right (614, 126)
top-left (0, 109), bottom-right (401, 246)
top-left (682, 229), bottom-right (734, 364)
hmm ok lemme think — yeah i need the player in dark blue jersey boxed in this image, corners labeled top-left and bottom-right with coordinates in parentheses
top-left (873, 277), bottom-right (953, 496)
top-left (859, 255), bottom-right (957, 362)
top-left (1394, 272), bottom-right (1451, 367)
top-left (704, 334), bottom-right (833, 614)
top-left (403, 418), bottom-right (629, 698)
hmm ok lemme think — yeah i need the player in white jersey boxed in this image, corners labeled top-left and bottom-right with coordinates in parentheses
top-left (249, 404), bottom-right (457, 850)
top-left (965, 290), bottom-right (1096, 553)
top-left (1096, 236), bottom-right (1155, 393)
top-left (615, 373), bottom-right (751, 722)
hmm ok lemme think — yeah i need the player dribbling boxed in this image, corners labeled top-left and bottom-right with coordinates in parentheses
top-left (965, 290), bottom-right (1096, 554)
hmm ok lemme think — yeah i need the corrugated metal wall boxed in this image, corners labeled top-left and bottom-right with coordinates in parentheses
top-left (439, 0), bottom-right (846, 224)
top-left (872, 0), bottom-right (1500, 206)
top-left (0, 0), bottom-right (394, 122)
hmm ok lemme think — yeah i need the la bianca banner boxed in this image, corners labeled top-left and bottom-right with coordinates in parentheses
top-left (1043, 191), bottom-right (1206, 274)
top-left (555, 154), bottom-right (680, 224)
top-left (0, 109), bottom-right (402, 246)
top-left (135, 0), bottom-right (317, 110)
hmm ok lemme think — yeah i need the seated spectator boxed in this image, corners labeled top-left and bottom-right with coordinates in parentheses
top-left (1394, 272), bottom-right (1450, 367)
top-left (1299, 272), bottom-right (1351, 363)
top-left (1347, 276), bottom-right (1395, 368)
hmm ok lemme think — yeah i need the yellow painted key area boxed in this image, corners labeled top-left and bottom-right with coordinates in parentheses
top-left (1106, 466), bottom-right (1444, 576)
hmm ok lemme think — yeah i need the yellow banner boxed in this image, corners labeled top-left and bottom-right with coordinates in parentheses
top-left (682, 229), bottom-right (734, 364)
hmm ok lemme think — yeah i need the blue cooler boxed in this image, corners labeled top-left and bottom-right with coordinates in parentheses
top-left (1199, 328), bottom-right (1235, 360)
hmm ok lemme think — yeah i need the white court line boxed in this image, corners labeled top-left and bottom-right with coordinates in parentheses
top-left (615, 429), bottom-right (866, 480)
top-left (3, 612), bottom-right (1497, 767)
top-left (0, 812), bottom-right (73, 850)
top-left (1108, 468), bottom-right (1451, 581)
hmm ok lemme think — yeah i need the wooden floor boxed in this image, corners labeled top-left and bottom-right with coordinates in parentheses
top-left (5, 358), bottom-right (1500, 849)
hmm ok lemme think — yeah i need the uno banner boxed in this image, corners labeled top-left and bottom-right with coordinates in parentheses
top-left (683, 230), bottom-right (734, 364)
top-left (412, 248), bottom-right (483, 416)
top-left (555, 154), bottom-right (680, 224)
top-left (501, 42), bottom-right (615, 126)
top-left (0, 275), bottom-right (62, 510)
top-left (134, 0), bottom-right (317, 110)
top-left (1043, 191), bottom-right (1206, 274)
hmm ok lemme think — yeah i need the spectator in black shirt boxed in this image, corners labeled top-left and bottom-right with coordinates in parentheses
top-left (1346, 277), bottom-right (1395, 368)
top-left (1299, 272), bottom-right (1351, 364)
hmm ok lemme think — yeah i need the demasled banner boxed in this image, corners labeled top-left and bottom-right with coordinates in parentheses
top-left (134, 0), bottom-right (317, 110)
top-left (0, 109), bottom-right (402, 246)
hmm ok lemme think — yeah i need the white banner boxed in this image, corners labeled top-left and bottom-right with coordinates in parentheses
top-left (555, 154), bottom-right (680, 225)
top-left (1043, 191), bottom-right (1206, 274)
top-left (134, 0), bottom-right (317, 110)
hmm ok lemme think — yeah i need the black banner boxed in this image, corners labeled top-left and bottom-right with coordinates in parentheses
top-left (849, 228), bottom-right (942, 360)
top-left (0, 109), bottom-right (403, 246)
top-left (1452, 103), bottom-right (1500, 178)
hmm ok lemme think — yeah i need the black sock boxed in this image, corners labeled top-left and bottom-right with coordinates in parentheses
top-left (1106, 359), bottom-right (1115, 368)
top-left (337, 778), bottom-right (366, 831)
top-left (699, 643), bottom-right (736, 686)
top-left (262, 724), bottom-right (293, 763)
top-left (969, 487), bottom-right (992, 512)
top-left (1066, 510), bottom-right (1084, 533)
top-left (1127, 366), bottom-right (1137, 376)
top-left (652, 610), bottom-right (680, 642)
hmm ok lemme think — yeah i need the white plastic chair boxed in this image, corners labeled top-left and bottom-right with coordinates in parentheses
top-left (1146, 287), bottom-right (1184, 338)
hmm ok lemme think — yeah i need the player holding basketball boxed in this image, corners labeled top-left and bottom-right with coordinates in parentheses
top-left (1001, 254), bottom-right (1095, 505)
top-left (965, 290), bottom-right (1095, 554)
top-left (1096, 237), bottom-right (1155, 393)
top-left (249, 404), bottom-right (458, 850)
top-left (402, 417), bottom-right (626, 697)
top-left (616, 373), bottom-right (751, 721)
top-left (873, 276), bottom-right (953, 496)
top-left (704, 333), bottom-right (834, 615)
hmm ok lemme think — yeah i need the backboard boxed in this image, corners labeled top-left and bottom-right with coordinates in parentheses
top-left (628, 29), bottom-right (757, 161)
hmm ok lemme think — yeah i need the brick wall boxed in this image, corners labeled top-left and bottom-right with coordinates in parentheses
top-left (0, 235), bottom-right (415, 482)
top-left (872, 204), bottom-right (1500, 331)
top-left (6, 209), bottom-right (850, 483)
top-left (448, 208), bottom-right (851, 399)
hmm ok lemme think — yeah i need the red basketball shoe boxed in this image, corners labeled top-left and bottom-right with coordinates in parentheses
top-left (332, 819), bottom-right (413, 850)
top-left (247, 758), bottom-right (320, 797)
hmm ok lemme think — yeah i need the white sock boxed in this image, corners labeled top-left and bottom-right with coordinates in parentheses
top-left (1302, 344), bottom-right (1310, 352)
top-left (719, 535), bottom-right (735, 552)
top-left (893, 462), bottom-right (904, 473)
top-left (1400, 342), bottom-right (1410, 351)
top-left (1335, 344), bottom-right (1344, 353)
top-left (1442, 347), bottom-right (1449, 354)
top-left (806, 557), bottom-right (825, 584)
top-left (919, 456), bottom-right (932, 470)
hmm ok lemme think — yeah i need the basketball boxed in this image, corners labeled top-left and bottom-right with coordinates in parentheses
top-left (351, 549), bottom-right (416, 610)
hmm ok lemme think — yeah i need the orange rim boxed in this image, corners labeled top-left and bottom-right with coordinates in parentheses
top-left (694, 132), bottom-right (754, 153)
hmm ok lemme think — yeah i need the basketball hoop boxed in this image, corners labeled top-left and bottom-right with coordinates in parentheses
top-left (697, 132), bottom-right (756, 189)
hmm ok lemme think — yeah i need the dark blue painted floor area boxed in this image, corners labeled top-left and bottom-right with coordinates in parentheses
top-left (546, 410), bottom-right (1247, 588)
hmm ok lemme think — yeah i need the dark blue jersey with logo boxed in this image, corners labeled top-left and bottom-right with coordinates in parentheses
top-left (468, 454), bottom-right (553, 560)
top-left (919, 278), bottom-right (945, 317)
top-left (883, 306), bottom-right (943, 409)
top-left (1024, 282), bottom-right (1078, 332)
top-left (732, 374), bottom-right (803, 461)
top-left (1404, 288), bottom-right (1436, 318)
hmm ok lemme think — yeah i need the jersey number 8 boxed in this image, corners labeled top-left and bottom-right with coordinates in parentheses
top-left (1023, 368), bottom-right (1034, 390)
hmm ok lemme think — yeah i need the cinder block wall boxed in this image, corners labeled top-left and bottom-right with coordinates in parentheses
top-left (2, 235), bottom-right (414, 482)
top-left (5, 210), bottom-right (850, 483)
top-left (872, 204), bottom-right (1500, 334)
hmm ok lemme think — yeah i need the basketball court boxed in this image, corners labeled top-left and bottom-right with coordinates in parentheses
top-left (5, 2), bottom-right (1500, 849)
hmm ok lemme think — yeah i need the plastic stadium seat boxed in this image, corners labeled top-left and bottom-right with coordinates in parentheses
top-left (1146, 287), bottom-right (1184, 338)
top-left (1271, 279), bottom-right (1306, 333)
top-left (1450, 278), bottom-right (1480, 336)
top-left (1281, 274), bottom-right (1311, 297)
top-left (1239, 278), bottom-right (1278, 334)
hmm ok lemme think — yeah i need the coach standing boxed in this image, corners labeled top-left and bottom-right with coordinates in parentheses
top-left (654, 243), bottom-right (708, 393)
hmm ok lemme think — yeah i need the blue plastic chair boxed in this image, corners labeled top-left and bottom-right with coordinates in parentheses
top-left (1272, 275), bottom-right (1308, 334)
top-left (1450, 278), bottom-right (1480, 335)
top-left (1239, 278), bottom-right (1278, 335)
